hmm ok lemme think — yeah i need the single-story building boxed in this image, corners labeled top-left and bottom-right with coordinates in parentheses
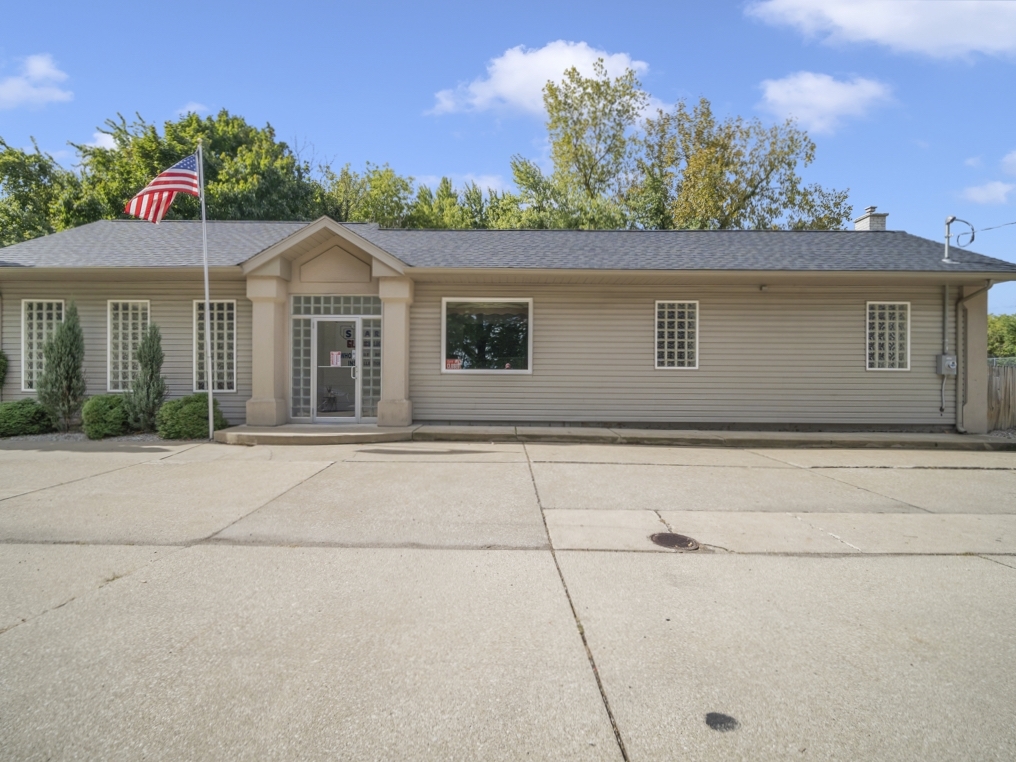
top-left (2, 207), bottom-right (1014, 433)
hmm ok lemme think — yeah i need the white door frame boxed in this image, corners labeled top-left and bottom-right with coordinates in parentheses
top-left (311, 316), bottom-right (362, 424)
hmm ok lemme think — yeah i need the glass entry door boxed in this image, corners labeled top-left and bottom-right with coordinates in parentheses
top-left (312, 318), bottom-right (361, 422)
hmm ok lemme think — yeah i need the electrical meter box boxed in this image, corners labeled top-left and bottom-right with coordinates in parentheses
top-left (937, 354), bottom-right (957, 375)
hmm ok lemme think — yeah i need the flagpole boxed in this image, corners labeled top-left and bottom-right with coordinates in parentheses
top-left (197, 140), bottom-right (214, 441)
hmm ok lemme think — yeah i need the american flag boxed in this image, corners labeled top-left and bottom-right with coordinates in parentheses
top-left (124, 154), bottom-right (201, 223)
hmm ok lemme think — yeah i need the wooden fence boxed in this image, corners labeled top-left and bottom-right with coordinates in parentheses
top-left (988, 363), bottom-right (1016, 431)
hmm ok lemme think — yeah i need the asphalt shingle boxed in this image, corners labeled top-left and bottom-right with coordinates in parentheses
top-left (344, 224), bottom-right (1016, 274)
top-left (1, 219), bottom-right (1014, 274)
top-left (0, 220), bottom-right (308, 268)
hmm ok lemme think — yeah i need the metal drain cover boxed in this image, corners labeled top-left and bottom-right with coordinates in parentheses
top-left (650, 532), bottom-right (700, 551)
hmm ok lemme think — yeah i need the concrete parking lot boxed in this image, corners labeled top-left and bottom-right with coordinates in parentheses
top-left (1, 438), bottom-right (1014, 761)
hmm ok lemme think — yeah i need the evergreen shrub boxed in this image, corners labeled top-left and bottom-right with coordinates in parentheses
top-left (82, 394), bottom-right (129, 440)
top-left (156, 393), bottom-right (228, 439)
top-left (123, 324), bottom-right (167, 432)
top-left (37, 302), bottom-right (86, 431)
top-left (0, 398), bottom-right (55, 437)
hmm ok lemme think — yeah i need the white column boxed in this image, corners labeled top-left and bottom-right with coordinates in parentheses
top-left (246, 276), bottom-right (289, 426)
top-left (961, 285), bottom-right (989, 434)
top-left (377, 277), bottom-right (414, 426)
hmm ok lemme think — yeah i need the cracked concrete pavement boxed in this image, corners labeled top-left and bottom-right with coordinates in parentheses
top-left (1, 438), bottom-right (1014, 761)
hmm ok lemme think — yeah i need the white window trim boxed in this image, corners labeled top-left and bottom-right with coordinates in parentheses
top-left (865, 301), bottom-right (911, 372)
top-left (107, 299), bottom-right (151, 392)
top-left (440, 297), bottom-right (534, 375)
top-left (193, 299), bottom-right (237, 393)
top-left (20, 299), bottom-right (65, 392)
top-left (654, 300), bottom-right (700, 370)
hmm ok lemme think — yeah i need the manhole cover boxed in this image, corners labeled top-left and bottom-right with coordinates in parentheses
top-left (650, 532), bottom-right (700, 551)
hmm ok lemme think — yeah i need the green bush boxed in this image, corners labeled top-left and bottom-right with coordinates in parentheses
top-left (0, 398), bottom-right (56, 437)
top-left (37, 302), bottom-right (86, 431)
top-left (156, 393), bottom-right (228, 439)
top-left (0, 348), bottom-right (8, 394)
top-left (123, 323), bottom-right (166, 432)
top-left (82, 394), bottom-right (129, 440)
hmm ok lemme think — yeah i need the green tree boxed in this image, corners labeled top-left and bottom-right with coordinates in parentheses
top-left (55, 111), bottom-right (324, 227)
top-left (0, 139), bottom-right (76, 246)
top-left (123, 323), bottom-right (167, 432)
top-left (988, 314), bottom-right (1016, 358)
top-left (630, 98), bottom-right (850, 230)
top-left (37, 302), bottom-right (86, 431)
top-left (408, 177), bottom-right (472, 229)
top-left (544, 60), bottom-right (647, 206)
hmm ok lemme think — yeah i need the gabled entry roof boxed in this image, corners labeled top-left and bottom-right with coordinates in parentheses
top-left (1, 217), bottom-right (1014, 276)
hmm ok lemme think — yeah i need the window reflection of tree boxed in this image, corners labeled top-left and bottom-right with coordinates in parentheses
top-left (447, 303), bottom-right (528, 370)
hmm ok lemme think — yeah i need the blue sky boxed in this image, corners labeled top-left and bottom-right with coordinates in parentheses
top-left (2, 0), bottom-right (1016, 310)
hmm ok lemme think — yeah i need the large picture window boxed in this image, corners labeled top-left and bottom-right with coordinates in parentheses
top-left (21, 300), bottom-right (64, 391)
top-left (866, 302), bottom-right (910, 371)
top-left (442, 298), bottom-right (532, 373)
top-left (655, 301), bottom-right (698, 369)
top-left (194, 300), bottom-right (236, 392)
top-left (108, 300), bottom-right (150, 391)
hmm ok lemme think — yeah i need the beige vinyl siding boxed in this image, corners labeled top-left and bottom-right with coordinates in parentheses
top-left (0, 278), bottom-right (251, 424)
top-left (409, 282), bottom-right (957, 425)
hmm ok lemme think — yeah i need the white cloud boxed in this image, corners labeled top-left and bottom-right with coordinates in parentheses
top-left (747, 0), bottom-right (1016, 59)
top-left (0, 54), bottom-right (73, 110)
top-left (1002, 150), bottom-right (1016, 176)
top-left (176, 101), bottom-right (209, 116)
top-left (429, 40), bottom-right (649, 115)
top-left (965, 156), bottom-right (983, 168)
top-left (759, 71), bottom-right (891, 133)
top-left (86, 132), bottom-right (116, 149)
top-left (962, 181), bottom-right (1015, 205)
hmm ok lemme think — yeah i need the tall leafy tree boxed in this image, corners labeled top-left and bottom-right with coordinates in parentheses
top-left (55, 111), bottom-right (324, 227)
top-left (0, 139), bottom-right (76, 246)
top-left (630, 98), bottom-right (851, 230)
top-left (988, 314), bottom-right (1016, 358)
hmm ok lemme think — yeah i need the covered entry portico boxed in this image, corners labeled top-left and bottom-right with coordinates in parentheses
top-left (241, 218), bottom-right (414, 427)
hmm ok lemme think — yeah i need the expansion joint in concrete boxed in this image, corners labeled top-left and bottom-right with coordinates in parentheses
top-left (523, 444), bottom-right (631, 762)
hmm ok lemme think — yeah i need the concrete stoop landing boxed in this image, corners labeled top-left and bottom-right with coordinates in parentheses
top-left (214, 423), bottom-right (1016, 450)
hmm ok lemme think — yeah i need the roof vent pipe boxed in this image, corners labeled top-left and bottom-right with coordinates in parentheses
top-left (854, 206), bottom-right (888, 231)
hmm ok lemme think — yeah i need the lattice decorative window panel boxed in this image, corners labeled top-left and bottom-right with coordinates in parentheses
top-left (292, 295), bottom-right (381, 316)
top-left (867, 302), bottom-right (909, 370)
top-left (108, 301), bottom-right (150, 392)
top-left (655, 301), bottom-right (698, 369)
top-left (291, 318), bottom-right (312, 417)
top-left (361, 319), bottom-right (382, 418)
top-left (195, 301), bottom-right (236, 392)
top-left (22, 301), bottom-right (64, 391)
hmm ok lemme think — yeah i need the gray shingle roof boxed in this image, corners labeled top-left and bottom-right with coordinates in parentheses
top-left (343, 224), bottom-right (1016, 274)
top-left (0, 220), bottom-right (308, 268)
top-left (1, 218), bottom-right (1014, 275)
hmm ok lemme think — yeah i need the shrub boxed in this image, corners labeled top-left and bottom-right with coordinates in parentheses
top-left (156, 393), bottom-right (228, 439)
top-left (82, 394), bottom-right (129, 440)
top-left (37, 302), bottom-right (86, 431)
top-left (0, 398), bottom-right (55, 437)
top-left (0, 348), bottom-right (8, 396)
top-left (123, 323), bottom-right (167, 432)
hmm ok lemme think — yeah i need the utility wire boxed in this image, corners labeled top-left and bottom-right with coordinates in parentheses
top-left (979, 220), bottom-right (1016, 233)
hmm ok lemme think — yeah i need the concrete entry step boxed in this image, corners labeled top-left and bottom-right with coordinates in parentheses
top-left (215, 423), bottom-right (1016, 450)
